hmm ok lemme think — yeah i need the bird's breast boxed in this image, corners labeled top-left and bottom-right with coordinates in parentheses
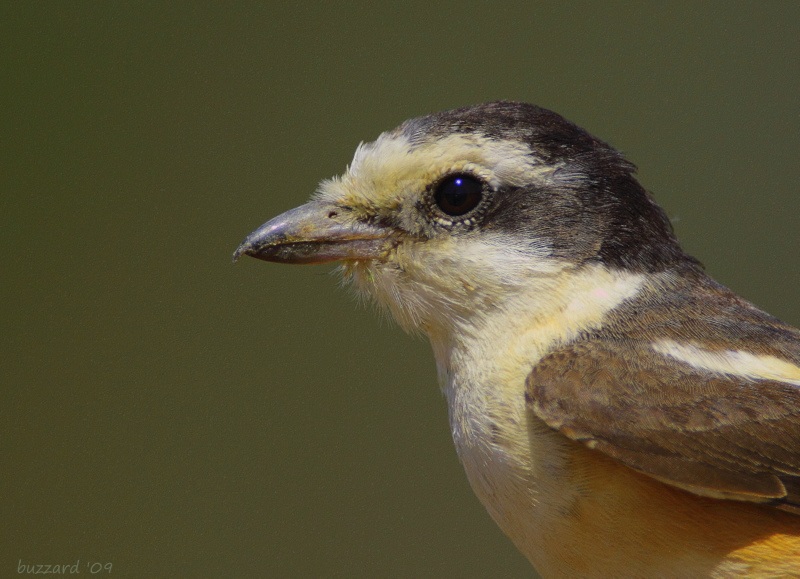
top-left (434, 319), bottom-right (584, 569)
top-left (442, 352), bottom-right (800, 577)
top-left (426, 267), bottom-right (800, 577)
top-left (424, 267), bottom-right (647, 564)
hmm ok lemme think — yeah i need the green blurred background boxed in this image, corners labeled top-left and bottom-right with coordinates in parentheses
top-left (3, 2), bottom-right (799, 577)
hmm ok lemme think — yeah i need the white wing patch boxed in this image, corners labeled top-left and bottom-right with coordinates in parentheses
top-left (652, 339), bottom-right (800, 386)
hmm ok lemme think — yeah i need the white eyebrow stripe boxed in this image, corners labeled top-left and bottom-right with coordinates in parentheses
top-left (332, 131), bottom-right (583, 197)
top-left (652, 339), bottom-right (800, 386)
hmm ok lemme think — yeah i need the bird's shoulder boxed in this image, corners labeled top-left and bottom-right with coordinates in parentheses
top-left (526, 270), bottom-right (800, 513)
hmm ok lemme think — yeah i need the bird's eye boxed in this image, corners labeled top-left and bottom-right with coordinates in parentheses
top-left (434, 174), bottom-right (484, 216)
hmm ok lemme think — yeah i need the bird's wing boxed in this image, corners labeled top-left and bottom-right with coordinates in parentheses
top-left (527, 335), bottom-right (800, 513)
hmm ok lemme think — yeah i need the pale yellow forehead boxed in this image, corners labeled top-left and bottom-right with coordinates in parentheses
top-left (314, 130), bottom-right (581, 211)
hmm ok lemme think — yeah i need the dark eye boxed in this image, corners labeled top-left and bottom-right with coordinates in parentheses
top-left (434, 174), bottom-right (484, 216)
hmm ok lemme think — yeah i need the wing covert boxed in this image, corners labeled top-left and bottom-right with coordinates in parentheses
top-left (526, 337), bottom-right (800, 513)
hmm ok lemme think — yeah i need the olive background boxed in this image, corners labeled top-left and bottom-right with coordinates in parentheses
top-left (3, 2), bottom-right (799, 577)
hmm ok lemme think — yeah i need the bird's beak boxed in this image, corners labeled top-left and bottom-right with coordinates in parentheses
top-left (233, 200), bottom-right (392, 265)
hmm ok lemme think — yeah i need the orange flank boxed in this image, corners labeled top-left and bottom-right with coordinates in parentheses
top-left (532, 443), bottom-right (800, 578)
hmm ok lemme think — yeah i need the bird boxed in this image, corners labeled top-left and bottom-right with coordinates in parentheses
top-left (234, 101), bottom-right (800, 577)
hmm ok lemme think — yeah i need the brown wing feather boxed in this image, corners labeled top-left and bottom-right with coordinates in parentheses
top-left (526, 283), bottom-right (800, 513)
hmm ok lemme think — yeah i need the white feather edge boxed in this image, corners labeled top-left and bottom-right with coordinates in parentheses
top-left (652, 339), bottom-right (800, 387)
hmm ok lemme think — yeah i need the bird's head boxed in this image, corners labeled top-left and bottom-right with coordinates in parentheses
top-left (235, 102), bottom-right (691, 337)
